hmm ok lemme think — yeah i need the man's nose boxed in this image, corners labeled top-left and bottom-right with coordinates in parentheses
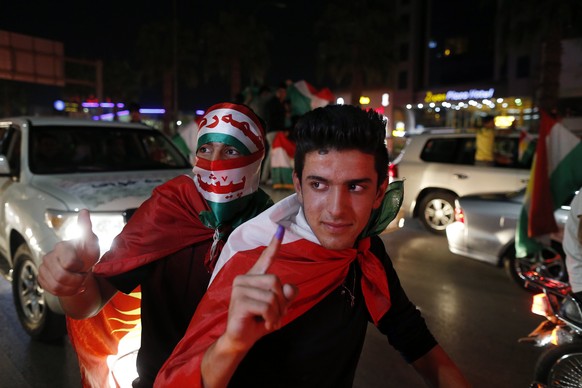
top-left (327, 187), bottom-right (347, 216)
top-left (210, 148), bottom-right (222, 161)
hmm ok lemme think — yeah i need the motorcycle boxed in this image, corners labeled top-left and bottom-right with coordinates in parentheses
top-left (519, 271), bottom-right (582, 388)
top-left (505, 240), bottom-right (568, 292)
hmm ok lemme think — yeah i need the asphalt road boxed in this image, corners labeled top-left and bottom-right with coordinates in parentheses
top-left (0, 214), bottom-right (544, 387)
top-left (354, 218), bottom-right (544, 388)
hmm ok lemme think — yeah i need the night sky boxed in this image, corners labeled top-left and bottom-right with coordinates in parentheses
top-left (0, 1), bottom-right (325, 109)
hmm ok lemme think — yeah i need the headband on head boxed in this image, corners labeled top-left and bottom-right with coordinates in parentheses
top-left (192, 103), bottom-right (266, 227)
top-left (196, 103), bottom-right (265, 155)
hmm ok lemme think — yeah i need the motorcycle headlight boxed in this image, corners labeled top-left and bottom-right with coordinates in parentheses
top-left (45, 209), bottom-right (126, 255)
top-left (532, 293), bottom-right (552, 317)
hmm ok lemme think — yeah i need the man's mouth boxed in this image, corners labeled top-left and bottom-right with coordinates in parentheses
top-left (322, 221), bottom-right (351, 233)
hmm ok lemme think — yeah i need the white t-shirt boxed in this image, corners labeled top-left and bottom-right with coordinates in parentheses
top-left (565, 188), bottom-right (582, 292)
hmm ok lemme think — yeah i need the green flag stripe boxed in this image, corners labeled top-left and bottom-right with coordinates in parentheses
top-left (271, 167), bottom-right (294, 186)
top-left (287, 85), bottom-right (313, 116)
top-left (549, 142), bottom-right (582, 207)
top-left (515, 206), bottom-right (542, 258)
top-left (197, 133), bottom-right (251, 155)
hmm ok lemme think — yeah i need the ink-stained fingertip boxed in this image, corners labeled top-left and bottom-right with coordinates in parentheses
top-left (275, 225), bottom-right (285, 241)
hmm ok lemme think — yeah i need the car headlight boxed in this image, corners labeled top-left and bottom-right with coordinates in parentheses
top-left (45, 209), bottom-right (126, 255)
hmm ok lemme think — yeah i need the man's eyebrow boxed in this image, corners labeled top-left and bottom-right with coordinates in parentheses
top-left (305, 175), bottom-right (328, 182)
top-left (346, 178), bottom-right (374, 185)
top-left (305, 175), bottom-right (373, 185)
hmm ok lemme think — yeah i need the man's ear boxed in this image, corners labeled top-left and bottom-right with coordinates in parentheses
top-left (292, 171), bottom-right (303, 204)
top-left (373, 178), bottom-right (389, 209)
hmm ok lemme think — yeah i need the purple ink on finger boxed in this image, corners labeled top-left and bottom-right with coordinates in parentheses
top-left (275, 225), bottom-right (285, 241)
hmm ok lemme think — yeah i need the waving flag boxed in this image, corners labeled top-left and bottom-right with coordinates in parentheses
top-left (286, 80), bottom-right (334, 117)
top-left (265, 81), bottom-right (333, 190)
top-left (516, 111), bottom-right (582, 257)
top-left (270, 131), bottom-right (296, 190)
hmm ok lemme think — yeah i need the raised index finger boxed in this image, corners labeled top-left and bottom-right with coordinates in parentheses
top-left (247, 225), bottom-right (285, 275)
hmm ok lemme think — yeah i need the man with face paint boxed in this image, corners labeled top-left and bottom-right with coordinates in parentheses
top-left (38, 103), bottom-right (272, 388)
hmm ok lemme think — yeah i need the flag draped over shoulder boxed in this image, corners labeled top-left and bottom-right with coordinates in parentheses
top-left (67, 291), bottom-right (141, 388)
top-left (155, 183), bottom-right (403, 386)
top-left (516, 111), bottom-right (582, 258)
top-left (69, 175), bottom-right (216, 388)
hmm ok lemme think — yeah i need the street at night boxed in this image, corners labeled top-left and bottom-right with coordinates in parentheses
top-left (0, 216), bottom-right (544, 388)
top-left (1, 1), bottom-right (582, 387)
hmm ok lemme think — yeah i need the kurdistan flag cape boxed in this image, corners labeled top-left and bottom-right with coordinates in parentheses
top-left (155, 182), bottom-right (404, 386)
top-left (515, 111), bottom-right (582, 257)
top-left (68, 102), bottom-right (271, 388)
top-left (68, 175), bottom-right (216, 388)
top-left (68, 174), bottom-right (272, 387)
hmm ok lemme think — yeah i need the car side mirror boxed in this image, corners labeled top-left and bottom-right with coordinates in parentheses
top-left (0, 155), bottom-right (11, 175)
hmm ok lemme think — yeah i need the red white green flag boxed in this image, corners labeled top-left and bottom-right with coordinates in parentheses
top-left (155, 193), bottom-right (394, 386)
top-left (516, 111), bottom-right (582, 257)
top-left (270, 131), bottom-right (296, 189)
top-left (286, 80), bottom-right (334, 117)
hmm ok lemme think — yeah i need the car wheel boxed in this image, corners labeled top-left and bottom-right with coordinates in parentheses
top-left (12, 244), bottom-right (66, 341)
top-left (503, 243), bottom-right (567, 292)
top-left (418, 192), bottom-right (457, 234)
top-left (534, 343), bottom-right (582, 388)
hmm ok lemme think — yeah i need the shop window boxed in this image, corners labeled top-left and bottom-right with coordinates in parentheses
top-left (398, 70), bottom-right (408, 90)
top-left (516, 55), bottom-right (530, 78)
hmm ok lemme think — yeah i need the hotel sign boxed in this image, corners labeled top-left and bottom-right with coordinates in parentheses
top-left (424, 88), bottom-right (495, 103)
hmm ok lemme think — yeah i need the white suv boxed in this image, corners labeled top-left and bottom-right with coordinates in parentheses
top-left (390, 131), bottom-right (534, 234)
top-left (0, 116), bottom-right (192, 340)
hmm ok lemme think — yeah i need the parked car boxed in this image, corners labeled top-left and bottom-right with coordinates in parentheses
top-left (0, 116), bottom-right (192, 340)
top-left (445, 189), bottom-right (574, 289)
top-left (389, 131), bottom-right (535, 234)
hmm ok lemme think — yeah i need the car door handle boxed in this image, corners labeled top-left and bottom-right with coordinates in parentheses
top-left (453, 173), bottom-right (468, 179)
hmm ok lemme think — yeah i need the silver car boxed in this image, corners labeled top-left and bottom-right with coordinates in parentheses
top-left (445, 189), bottom-right (572, 289)
top-left (390, 131), bottom-right (535, 234)
top-left (0, 116), bottom-right (192, 340)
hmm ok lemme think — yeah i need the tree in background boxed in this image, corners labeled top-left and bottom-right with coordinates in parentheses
top-left (102, 59), bottom-right (141, 109)
top-left (135, 20), bottom-right (198, 134)
top-left (198, 7), bottom-right (272, 100)
top-left (315, 0), bottom-right (396, 105)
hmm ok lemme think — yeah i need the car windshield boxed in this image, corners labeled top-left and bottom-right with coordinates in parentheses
top-left (29, 125), bottom-right (190, 174)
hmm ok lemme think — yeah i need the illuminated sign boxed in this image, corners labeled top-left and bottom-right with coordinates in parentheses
top-left (424, 88), bottom-right (495, 103)
top-left (359, 96), bottom-right (371, 105)
top-left (494, 116), bottom-right (515, 128)
top-left (424, 92), bottom-right (446, 103)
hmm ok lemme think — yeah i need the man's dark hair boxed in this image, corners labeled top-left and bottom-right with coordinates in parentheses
top-left (293, 104), bottom-right (389, 187)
